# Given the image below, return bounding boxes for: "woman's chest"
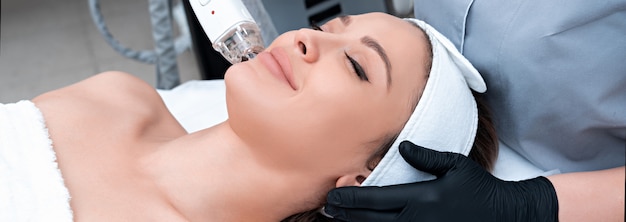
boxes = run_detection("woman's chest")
[34,100,187,221]
[48,120,163,220]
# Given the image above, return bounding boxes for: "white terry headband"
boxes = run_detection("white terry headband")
[362,18,487,186]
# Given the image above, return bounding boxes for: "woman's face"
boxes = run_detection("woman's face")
[225,12,430,183]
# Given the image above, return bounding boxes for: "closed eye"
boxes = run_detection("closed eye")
[345,52,369,82]
[311,22,323,31]
[311,22,368,82]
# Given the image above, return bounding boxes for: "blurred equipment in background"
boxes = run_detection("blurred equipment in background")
[89,0,191,89]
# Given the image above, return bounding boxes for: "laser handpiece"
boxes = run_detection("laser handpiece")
[189,0,265,64]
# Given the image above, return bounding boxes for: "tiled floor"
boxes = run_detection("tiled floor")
[0,0,200,103]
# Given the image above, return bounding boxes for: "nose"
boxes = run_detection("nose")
[293,28,321,63]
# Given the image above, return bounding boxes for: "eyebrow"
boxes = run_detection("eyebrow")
[339,15,392,88]
[362,36,392,88]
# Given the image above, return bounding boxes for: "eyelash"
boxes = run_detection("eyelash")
[310,23,323,31]
[345,52,369,82]
[310,23,369,82]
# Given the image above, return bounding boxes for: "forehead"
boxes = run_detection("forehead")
[345,13,430,90]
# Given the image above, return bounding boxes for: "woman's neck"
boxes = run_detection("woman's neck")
[141,121,327,221]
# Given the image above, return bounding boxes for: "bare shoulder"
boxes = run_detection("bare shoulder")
[66,71,162,106]
[33,71,165,117]
[31,71,181,143]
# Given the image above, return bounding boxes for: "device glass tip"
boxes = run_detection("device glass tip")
[212,21,265,64]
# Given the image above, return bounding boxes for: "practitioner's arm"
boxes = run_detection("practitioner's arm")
[549,166,625,222]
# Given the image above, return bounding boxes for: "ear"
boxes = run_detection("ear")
[335,171,372,187]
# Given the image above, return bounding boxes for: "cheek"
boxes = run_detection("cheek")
[294,88,381,150]
[294,63,393,144]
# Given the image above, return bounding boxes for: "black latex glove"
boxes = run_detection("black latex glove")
[324,141,559,222]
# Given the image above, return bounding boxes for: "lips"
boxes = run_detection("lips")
[258,48,297,90]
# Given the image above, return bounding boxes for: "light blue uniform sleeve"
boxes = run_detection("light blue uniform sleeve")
[414,0,626,173]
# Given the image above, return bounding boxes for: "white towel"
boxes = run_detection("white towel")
[158,80,229,133]
[0,100,73,222]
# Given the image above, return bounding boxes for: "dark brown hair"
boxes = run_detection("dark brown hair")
[469,91,499,171]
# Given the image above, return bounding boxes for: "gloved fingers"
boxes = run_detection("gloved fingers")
[325,185,412,210]
[399,140,462,177]
[324,205,399,222]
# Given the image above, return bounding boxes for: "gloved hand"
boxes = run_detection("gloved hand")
[324,141,559,222]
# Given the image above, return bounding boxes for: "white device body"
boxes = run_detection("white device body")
[189,0,264,64]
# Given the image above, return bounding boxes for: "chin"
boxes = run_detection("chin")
[223,62,247,83]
